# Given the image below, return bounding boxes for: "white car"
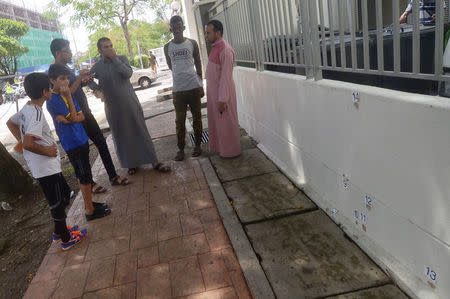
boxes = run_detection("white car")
[130,66,157,89]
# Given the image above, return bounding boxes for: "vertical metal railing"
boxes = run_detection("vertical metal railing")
[208,0,450,83]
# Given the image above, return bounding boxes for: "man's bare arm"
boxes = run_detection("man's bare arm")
[164,43,172,70]
[192,39,203,79]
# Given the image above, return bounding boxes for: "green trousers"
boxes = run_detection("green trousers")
[173,88,203,150]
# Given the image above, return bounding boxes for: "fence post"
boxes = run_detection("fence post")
[248,0,264,71]
[223,0,233,47]
[308,0,323,80]
[298,0,314,79]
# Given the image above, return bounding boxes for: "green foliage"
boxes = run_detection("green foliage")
[54,0,163,57]
[42,2,65,31]
[148,0,171,21]
[131,54,149,68]
[81,20,171,63]
[0,19,29,76]
[141,54,149,68]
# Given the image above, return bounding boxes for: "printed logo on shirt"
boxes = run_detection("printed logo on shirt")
[172,48,191,61]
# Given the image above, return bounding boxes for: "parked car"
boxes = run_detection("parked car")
[130,66,157,89]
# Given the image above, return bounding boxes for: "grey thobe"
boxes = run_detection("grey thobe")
[90,55,157,168]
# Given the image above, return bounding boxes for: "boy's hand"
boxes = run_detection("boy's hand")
[45,144,58,157]
[56,115,70,124]
[60,85,71,99]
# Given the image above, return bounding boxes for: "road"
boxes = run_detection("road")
[0,70,173,150]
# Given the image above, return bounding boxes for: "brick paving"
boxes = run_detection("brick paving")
[23,118,251,299]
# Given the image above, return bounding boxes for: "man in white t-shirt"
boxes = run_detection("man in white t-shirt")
[164,15,204,161]
[399,0,444,26]
[6,72,87,250]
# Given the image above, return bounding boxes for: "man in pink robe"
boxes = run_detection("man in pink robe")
[205,20,241,158]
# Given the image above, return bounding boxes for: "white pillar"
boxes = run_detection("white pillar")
[181,0,198,41]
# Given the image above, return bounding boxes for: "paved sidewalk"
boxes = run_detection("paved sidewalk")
[23,113,251,298]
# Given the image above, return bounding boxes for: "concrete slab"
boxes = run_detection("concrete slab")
[325,284,409,299]
[246,210,390,299]
[153,135,179,163]
[157,86,172,94]
[223,172,317,223]
[211,148,278,182]
[146,111,176,139]
[200,158,276,299]
[156,91,173,102]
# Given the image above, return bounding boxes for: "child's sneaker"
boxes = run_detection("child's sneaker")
[61,229,87,250]
[52,225,79,242]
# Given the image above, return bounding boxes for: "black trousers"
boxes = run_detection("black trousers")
[38,173,71,242]
[66,143,93,185]
[82,112,117,180]
[173,88,203,150]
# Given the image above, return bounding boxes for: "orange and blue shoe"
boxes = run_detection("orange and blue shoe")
[61,229,87,251]
[52,225,79,242]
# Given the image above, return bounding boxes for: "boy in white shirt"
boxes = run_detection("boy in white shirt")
[6,73,87,250]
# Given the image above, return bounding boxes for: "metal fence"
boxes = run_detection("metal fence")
[209,0,450,82]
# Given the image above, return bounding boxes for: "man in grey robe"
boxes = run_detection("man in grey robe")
[89,37,170,175]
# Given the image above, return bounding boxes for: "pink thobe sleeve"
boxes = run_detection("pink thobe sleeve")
[218,47,235,104]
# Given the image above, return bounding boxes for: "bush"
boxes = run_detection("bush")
[131,54,149,68]
[141,54,149,68]
[129,57,139,67]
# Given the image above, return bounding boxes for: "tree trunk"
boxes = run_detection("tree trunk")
[121,0,133,58]
[13,56,17,74]
[0,142,33,196]
[121,20,133,58]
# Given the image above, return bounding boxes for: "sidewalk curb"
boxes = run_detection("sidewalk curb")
[199,158,275,299]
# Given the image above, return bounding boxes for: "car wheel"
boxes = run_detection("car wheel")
[139,77,151,89]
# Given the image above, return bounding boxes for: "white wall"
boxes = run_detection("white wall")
[234,67,450,299]
[181,0,198,40]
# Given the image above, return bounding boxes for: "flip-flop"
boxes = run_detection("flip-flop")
[91,183,107,194]
[153,163,171,173]
[128,168,137,175]
[110,176,131,186]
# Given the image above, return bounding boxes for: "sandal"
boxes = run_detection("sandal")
[93,201,108,208]
[128,168,137,175]
[153,162,171,173]
[110,176,131,186]
[91,182,107,194]
[192,147,202,157]
[86,205,111,221]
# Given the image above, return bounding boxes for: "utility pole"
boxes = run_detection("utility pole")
[70,26,79,68]
[137,40,144,68]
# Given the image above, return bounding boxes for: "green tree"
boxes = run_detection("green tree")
[55,0,168,58]
[0,19,29,76]
[81,20,171,63]
[42,3,65,32]
[148,0,171,21]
